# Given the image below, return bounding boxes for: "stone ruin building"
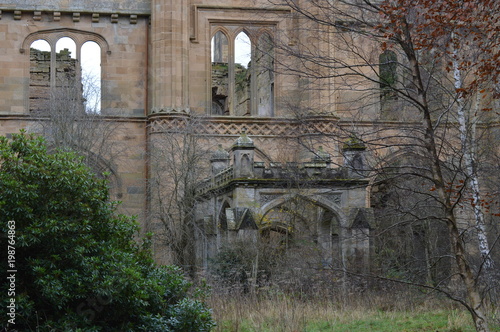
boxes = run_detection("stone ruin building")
[194,132,372,273]
[4,0,493,278]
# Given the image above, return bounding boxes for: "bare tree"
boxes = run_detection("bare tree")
[268,0,500,330]
[29,71,124,193]
[148,114,212,272]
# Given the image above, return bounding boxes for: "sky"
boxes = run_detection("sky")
[211,32,251,68]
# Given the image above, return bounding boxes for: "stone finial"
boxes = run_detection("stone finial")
[211,144,230,161]
[232,130,254,149]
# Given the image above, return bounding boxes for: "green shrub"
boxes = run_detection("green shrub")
[0,132,215,331]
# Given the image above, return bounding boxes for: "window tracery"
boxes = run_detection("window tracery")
[211,26,275,117]
[26,30,104,113]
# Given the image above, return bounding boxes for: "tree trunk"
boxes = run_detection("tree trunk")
[401,22,490,332]
[452,37,493,271]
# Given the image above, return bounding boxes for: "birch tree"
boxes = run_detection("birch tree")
[269,0,500,330]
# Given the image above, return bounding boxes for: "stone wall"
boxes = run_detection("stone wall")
[1,0,151,14]
[0,0,375,268]
[29,48,79,112]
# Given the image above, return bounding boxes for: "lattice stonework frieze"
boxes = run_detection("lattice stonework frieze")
[148,116,337,137]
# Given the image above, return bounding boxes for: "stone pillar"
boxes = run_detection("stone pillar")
[342,137,367,178]
[150,0,189,113]
[232,131,255,178]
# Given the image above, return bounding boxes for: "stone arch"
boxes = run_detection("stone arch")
[259,193,347,228]
[227,146,271,164]
[240,153,252,176]
[21,28,110,55]
[255,27,275,41]
[233,27,255,45]
[23,29,110,113]
[217,198,233,232]
[258,193,349,270]
[44,143,122,199]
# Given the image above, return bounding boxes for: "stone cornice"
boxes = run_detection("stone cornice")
[0,8,149,23]
[0,114,147,123]
[197,177,369,199]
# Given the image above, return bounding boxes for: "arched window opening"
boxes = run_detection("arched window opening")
[240,154,252,177]
[235,32,251,69]
[379,50,398,101]
[211,31,229,115]
[81,41,101,113]
[52,37,82,113]
[234,32,251,116]
[256,33,274,117]
[29,40,51,113]
[318,210,341,267]
[210,26,275,117]
[55,37,77,87]
[27,33,103,114]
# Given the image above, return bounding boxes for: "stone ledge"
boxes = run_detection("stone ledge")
[0,9,149,22]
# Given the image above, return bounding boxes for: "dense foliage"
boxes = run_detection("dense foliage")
[0,132,215,331]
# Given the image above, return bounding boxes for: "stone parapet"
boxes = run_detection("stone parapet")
[0,1,151,15]
[0,9,147,24]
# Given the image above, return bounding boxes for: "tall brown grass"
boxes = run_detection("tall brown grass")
[208,288,474,332]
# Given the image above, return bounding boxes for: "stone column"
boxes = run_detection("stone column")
[342,136,367,178]
[232,131,255,178]
[150,0,190,113]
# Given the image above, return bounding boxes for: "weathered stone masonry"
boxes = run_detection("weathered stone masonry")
[0,1,375,269]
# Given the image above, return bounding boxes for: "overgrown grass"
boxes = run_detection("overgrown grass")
[209,291,498,332]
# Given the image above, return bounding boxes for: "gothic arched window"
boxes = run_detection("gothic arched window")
[379,50,398,101]
[211,26,275,117]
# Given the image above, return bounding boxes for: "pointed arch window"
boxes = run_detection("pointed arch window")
[211,26,275,117]
[379,50,398,101]
[234,31,251,116]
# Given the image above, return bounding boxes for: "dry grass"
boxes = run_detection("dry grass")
[208,290,483,332]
